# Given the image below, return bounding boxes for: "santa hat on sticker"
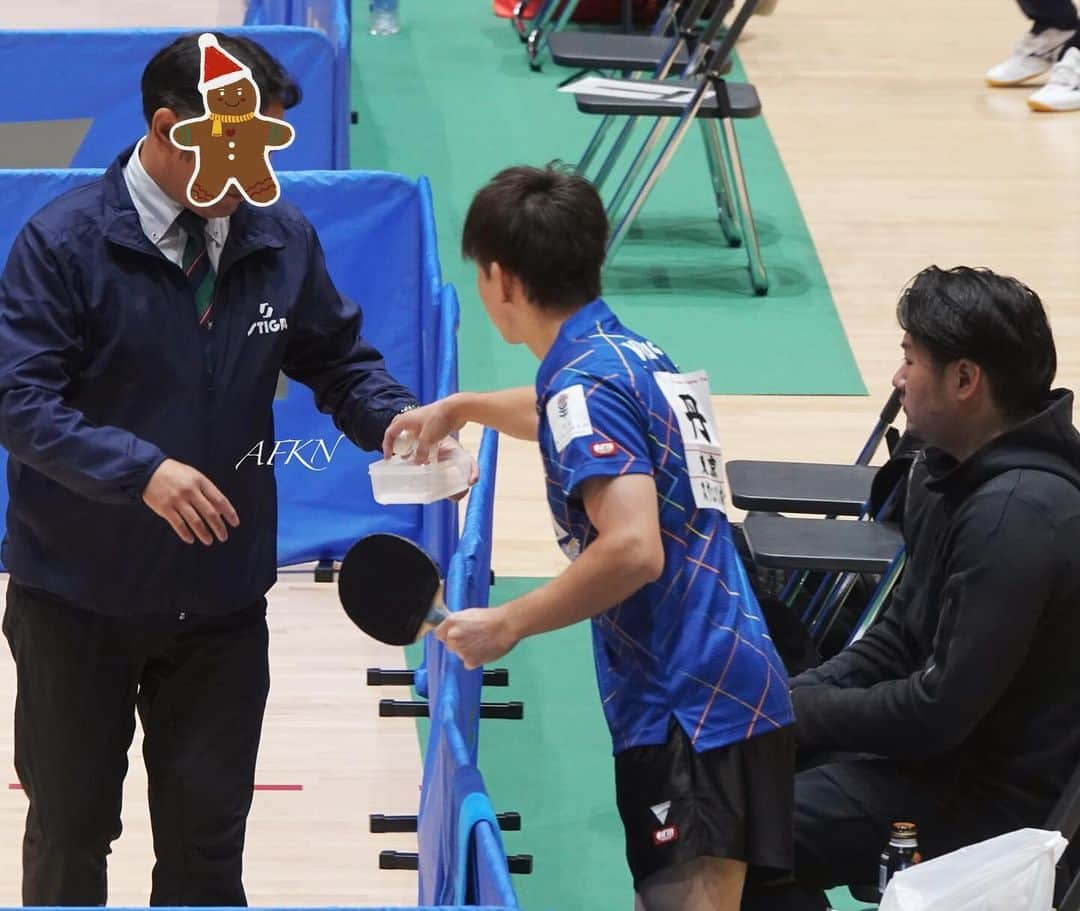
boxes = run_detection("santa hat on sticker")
[197,33,253,93]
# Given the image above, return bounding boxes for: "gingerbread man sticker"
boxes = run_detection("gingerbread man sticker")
[170,34,294,208]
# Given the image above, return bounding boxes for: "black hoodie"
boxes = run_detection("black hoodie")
[792,389,1080,827]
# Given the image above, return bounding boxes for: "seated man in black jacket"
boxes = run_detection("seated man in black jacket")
[742,265,1080,910]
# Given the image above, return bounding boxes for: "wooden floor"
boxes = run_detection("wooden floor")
[2,0,1080,904]
[1,1,245,28]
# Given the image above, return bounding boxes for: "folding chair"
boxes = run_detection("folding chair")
[560,0,730,207]
[548,0,716,77]
[568,0,769,293]
[726,389,903,519]
[728,387,907,647]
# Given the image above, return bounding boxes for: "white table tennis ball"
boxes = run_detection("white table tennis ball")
[393,430,416,458]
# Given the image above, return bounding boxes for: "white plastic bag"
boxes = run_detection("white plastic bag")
[878,828,1067,911]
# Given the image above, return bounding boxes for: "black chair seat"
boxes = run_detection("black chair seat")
[548,31,732,73]
[742,514,903,574]
[573,78,760,118]
[726,461,877,517]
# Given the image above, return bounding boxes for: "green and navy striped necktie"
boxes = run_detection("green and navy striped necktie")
[176,209,216,328]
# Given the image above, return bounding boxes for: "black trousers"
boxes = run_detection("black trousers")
[3,581,270,907]
[1019,0,1080,31]
[740,755,1029,911]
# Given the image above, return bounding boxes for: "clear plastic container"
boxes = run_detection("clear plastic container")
[369,442,471,505]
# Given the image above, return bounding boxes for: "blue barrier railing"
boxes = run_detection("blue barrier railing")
[244,0,351,168]
[417,428,518,908]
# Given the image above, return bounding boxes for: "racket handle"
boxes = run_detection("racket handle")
[424,602,449,627]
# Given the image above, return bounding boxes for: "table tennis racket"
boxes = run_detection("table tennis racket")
[338,533,448,645]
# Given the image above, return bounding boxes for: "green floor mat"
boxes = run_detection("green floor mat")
[350,8,864,395]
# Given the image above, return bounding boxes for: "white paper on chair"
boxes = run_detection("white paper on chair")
[558,76,714,105]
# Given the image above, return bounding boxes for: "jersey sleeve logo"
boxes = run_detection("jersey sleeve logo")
[546,384,593,453]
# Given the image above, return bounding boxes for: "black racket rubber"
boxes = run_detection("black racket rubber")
[338,533,442,646]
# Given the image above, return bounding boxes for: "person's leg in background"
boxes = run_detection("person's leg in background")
[1022,0,1080,109]
[986,0,1078,87]
[3,583,140,906]
[635,856,748,911]
[138,600,270,907]
[740,758,946,911]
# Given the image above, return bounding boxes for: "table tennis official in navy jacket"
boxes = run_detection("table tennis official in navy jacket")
[0,34,454,907]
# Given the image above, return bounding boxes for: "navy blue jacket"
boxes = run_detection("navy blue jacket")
[0,149,418,616]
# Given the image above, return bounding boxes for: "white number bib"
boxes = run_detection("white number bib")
[653,370,726,511]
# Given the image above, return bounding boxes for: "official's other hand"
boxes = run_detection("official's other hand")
[143,459,240,546]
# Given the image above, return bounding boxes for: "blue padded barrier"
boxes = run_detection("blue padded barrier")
[416,429,518,908]
[0,27,336,169]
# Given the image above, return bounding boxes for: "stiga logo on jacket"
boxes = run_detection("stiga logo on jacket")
[247,301,288,336]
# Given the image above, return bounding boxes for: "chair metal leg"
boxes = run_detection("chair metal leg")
[578,114,617,176]
[606,116,669,227]
[699,120,741,247]
[718,116,768,295]
[808,571,859,642]
[607,103,702,257]
[800,569,841,627]
[592,116,641,190]
[523,0,560,66]
[553,0,581,31]
[846,550,907,646]
[511,0,533,40]
[527,0,582,69]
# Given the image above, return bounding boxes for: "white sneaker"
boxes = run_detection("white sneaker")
[1029,46,1080,109]
[985,27,1075,86]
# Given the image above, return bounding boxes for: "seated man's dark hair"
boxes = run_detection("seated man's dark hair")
[898,265,1056,418]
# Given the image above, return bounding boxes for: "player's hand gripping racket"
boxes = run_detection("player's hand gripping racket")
[337,533,448,645]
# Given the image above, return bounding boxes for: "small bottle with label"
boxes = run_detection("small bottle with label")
[369,0,400,35]
[879,821,921,897]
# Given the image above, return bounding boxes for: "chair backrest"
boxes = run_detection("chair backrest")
[857,387,904,466]
[677,0,733,78]
[652,0,688,36]
[649,0,715,78]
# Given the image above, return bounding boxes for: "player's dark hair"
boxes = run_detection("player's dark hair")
[462,163,608,312]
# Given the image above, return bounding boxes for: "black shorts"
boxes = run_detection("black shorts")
[614,720,795,889]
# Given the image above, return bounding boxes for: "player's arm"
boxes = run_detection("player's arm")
[382,387,538,462]
[435,472,665,669]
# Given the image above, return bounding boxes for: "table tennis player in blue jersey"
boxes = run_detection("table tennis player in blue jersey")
[384,164,795,911]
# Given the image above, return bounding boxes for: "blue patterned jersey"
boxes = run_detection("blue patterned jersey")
[535,299,793,754]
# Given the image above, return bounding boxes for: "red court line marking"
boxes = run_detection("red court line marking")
[10,783,303,792]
